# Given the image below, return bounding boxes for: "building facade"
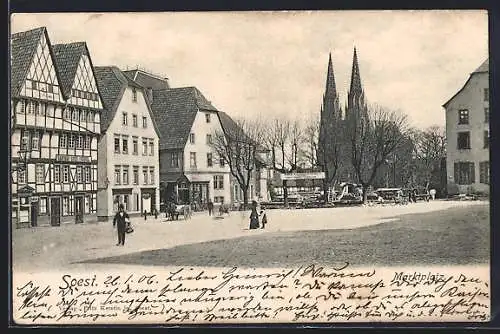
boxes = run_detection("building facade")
[10,27,103,228]
[443,58,490,195]
[94,66,161,220]
[148,86,231,208]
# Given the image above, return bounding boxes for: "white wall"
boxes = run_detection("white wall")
[183,110,231,203]
[445,72,489,194]
[98,85,160,218]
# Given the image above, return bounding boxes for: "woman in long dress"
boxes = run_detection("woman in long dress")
[249,201,259,229]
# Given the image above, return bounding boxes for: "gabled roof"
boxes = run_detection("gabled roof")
[123,69,170,90]
[150,87,219,150]
[52,41,106,107]
[217,110,245,140]
[94,66,161,135]
[443,58,489,108]
[52,42,86,97]
[10,27,62,97]
[217,111,268,152]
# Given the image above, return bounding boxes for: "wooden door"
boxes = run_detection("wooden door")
[50,198,61,226]
[30,201,38,227]
[75,196,84,224]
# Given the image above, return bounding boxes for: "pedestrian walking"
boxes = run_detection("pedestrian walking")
[208,201,214,216]
[260,210,268,229]
[143,210,147,221]
[153,208,158,219]
[113,204,130,246]
[429,188,436,200]
[249,201,259,229]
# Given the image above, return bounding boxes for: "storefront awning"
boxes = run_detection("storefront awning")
[185,173,212,183]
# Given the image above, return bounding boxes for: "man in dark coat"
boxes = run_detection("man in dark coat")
[208,201,214,216]
[113,204,130,246]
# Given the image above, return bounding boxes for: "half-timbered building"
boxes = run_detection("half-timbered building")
[10,27,103,228]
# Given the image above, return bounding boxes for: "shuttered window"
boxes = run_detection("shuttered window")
[479,161,490,184]
[454,162,475,185]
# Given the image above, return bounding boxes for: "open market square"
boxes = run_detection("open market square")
[12,200,489,272]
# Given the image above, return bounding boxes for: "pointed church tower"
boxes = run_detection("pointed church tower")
[346,47,368,122]
[318,52,341,170]
[322,52,341,121]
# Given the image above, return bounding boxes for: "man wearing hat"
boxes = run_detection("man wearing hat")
[113,204,130,246]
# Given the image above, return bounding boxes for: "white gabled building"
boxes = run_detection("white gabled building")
[149,87,232,207]
[94,66,161,220]
[443,58,490,195]
[10,27,103,228]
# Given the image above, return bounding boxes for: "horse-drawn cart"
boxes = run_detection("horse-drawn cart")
[164,203,192,221]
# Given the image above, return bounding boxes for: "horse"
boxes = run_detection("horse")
[218,204,230,216]
[165,202,179,221]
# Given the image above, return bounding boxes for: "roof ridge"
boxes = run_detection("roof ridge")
[11,26,45,39]
[11,27,47,97]
[53,41,87,48]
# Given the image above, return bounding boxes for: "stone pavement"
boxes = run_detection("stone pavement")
[12,200,488,271]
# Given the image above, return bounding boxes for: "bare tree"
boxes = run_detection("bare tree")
[262,117,310,206]
[301,116,320,168]
[286,120,304,171]
[274,118,292,173]
[211,118,264,209]
[412,125,446,189]
[348,105,410,202]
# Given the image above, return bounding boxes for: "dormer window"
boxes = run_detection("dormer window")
[132,87,137,102]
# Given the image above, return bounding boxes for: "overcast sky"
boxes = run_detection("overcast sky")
[11,11,488,129]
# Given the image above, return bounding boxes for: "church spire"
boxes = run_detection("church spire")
[347,46,367,122]
[325,52,337,95]
[349,47,362,95]
[321,52,340,119]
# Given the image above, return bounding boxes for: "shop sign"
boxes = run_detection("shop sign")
[55,154,92,163]
[281,172,325,180]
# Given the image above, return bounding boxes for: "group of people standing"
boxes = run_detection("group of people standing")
[249,200,267,230]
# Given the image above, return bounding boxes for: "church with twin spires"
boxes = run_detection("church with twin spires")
[317,47,370,186]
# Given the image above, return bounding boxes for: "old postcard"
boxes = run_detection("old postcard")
[9,11,490,325]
